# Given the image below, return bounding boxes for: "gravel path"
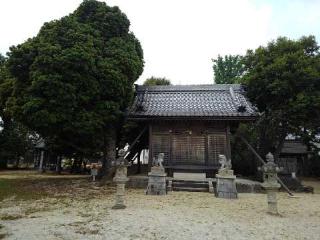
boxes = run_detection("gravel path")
[1,188,320,240]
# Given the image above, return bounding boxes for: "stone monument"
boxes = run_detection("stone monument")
[112,149,129,209]
[146,153,167,195]
[258,152,281,215]
[90,163,98,182]
[215,154,237,199]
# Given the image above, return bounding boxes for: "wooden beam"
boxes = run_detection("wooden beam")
[124,126,147,157]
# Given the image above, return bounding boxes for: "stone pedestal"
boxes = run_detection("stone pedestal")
[91,168,98,182]
[146,166,167,195]
[215,169,238,199]
[262,182,281,215]
[112,165,129,209]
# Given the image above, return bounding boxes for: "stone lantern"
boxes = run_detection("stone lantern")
[258,152,282,215]
[112,149,129,209]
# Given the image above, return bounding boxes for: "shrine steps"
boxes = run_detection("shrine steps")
[127,175,263,193]
[172,179,209,192]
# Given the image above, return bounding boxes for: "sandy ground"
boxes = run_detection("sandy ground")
[0,172,320,240]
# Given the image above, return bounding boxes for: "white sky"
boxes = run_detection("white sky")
[0,0,319,85]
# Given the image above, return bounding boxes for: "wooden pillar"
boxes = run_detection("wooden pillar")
[226,124,232,161]
[205,131,209,166]
[205,131,210,177]
[168,129,173,177]
[148,124,153,172]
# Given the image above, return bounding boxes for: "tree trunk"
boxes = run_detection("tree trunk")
[101,128,116,178]
[56,156,62,174]
[274,132,287,162]
[71,156,82,173]
[0,158,8,169]
[38,150,45,173]
[14,156,20,169]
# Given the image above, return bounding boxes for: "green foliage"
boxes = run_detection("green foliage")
[5,0,144,159]
[212,55,244,84]
[231,123,259,176]
[0,120,34,168]
[309,153,320,176]
[143,77,171,86]
[0,54,29,168]
[242,36,320,158]
[0,54,11,117]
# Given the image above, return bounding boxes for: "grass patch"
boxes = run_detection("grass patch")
[0,214,24,221]
[0,179,49,201]
[0,172,112,203]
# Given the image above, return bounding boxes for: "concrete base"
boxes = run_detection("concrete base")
[215,174,238,199]
[146,167,167,195]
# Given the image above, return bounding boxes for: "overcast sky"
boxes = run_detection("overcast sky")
[1,0,319,85]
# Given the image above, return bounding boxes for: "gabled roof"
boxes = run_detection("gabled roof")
[128,84,258,120]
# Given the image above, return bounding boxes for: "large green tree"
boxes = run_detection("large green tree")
[6,0,144,173]
[242,36,320,159]
[212,55,244,84]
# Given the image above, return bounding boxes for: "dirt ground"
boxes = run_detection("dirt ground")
[0,171,319,240]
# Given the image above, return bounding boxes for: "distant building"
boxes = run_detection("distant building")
[279,138,319,177]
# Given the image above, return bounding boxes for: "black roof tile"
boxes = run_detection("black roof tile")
[128,84,258,120]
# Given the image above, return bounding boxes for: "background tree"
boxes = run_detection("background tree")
[212,55,244,84]
[0,54,35,169]
[5,0,144,174]
[242,36,320,160]
[0,54,10,168]
[143,77,171,86]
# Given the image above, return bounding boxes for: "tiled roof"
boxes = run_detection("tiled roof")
[128,84,258,120]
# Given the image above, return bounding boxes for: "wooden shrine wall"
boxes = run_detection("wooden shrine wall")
[150,121,229,168]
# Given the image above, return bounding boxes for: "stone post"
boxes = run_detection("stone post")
[90,163,98,182]
[258,152,281,215]
[112,149,129,210]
